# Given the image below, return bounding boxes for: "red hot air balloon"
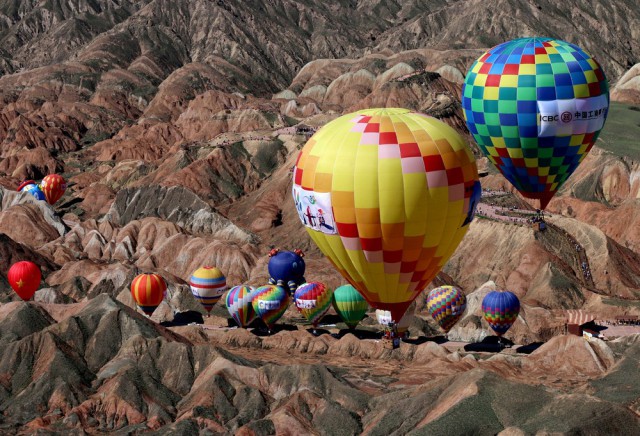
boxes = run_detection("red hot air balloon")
[40,174,67,205]
[8,261,41,301]
[131,273,167,316]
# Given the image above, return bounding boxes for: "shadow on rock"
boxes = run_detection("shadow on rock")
[464,336,514,353]
[516,341,544,354]
[160,310,204,327]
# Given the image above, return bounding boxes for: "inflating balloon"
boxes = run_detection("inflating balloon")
[8,261,41,300]
[426,285,467,332]
[22,184,46,201]
[226,285,256,327]
[251,285,290,330]
[189,266,227,315]
[462,37,609,209]
[482,290,520,336]
[40,174,67,205]
[267,248,306,294]
[292,108,480,325]
[332,284,369,329]
[293,282,333,329]
[375,309,412,335]
[131,273,167,316]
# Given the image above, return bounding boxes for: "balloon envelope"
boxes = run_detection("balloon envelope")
[482,290,520,336]
[131,273,167,316]
[22,184,46,201]
[462,37,609,209]
[189,266,227,313]
[268,250,305,292]
[294,282,333,328]
[292,108,479,322]
[375,309,412,334]
[226,285,256,327]
[426,285,467,332]
[332,284,369,329]
[8,261,41,300]
[40,174,67,205]
[252,285,290,329]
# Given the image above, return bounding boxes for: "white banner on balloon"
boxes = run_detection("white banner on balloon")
[296,299,317,309]
[538,94,608,137]
[292,186,337,235]
[257,300,281,310]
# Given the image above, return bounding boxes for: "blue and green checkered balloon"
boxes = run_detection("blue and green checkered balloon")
[462,38,609,209]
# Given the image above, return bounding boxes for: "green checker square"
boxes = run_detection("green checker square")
[501,126,520,138]
[560,52,576,62]
[536,64,553,75]
[505,137,521,148]
[549,54,564,64]
[518,75,536,87]
[476,124,490,137]
[499,87,518,100]
[498,99,518,113]
[551,157,564,166]
[559,165,570,173]
[471,99,484,111]
[521,137,538,149]
[463,85,474,97]
[484,113,501,126]
[536,74,555,88]
[551,62,569,74]
[538,148,554,158]
[523,147,538,158]
[517,87,537,100]
[487,124,503,137]
[483,100,499,113]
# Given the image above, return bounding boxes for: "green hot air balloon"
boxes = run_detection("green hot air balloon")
[332,284,369,329]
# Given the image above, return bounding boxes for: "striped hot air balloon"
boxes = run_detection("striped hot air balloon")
[189,266,227,314]
[292,108,480,326]
[426,285,467,332]
[332,284,368,329]
[482,290,520,336]
[251,285,290,330]
[130,273,167,316]
[294,282,333,329]
[40,174,67,205]
[8,261,41,301]
[226,285,256,327]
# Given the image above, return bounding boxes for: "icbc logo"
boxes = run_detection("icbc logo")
[561,111,573,123]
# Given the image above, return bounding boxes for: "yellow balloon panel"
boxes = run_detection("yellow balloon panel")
[292,108,479,321]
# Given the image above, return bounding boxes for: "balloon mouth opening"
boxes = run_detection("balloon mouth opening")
[520,191,555,210]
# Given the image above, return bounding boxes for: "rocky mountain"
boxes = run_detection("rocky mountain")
[0,0,639,433]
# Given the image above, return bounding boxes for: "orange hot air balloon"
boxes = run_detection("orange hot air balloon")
[8,261,41,301]
[40,174,67,205]
[130,273,167,316]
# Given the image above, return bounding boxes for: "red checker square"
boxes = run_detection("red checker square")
[521,55,535,64]
[399,143,421,158]
[359,116,372,123]
[360,237,382,251]
[446,167,464,185]
[423,154,446,171]
[400,260,418,274]
[479,63,492,74]
[527,167,537,176]
[485,74,501,87]
[496,147,511,158]
[294,169,303,185]
[379,131,398,145]
[588,82,601,95]
[583,132,595,144]
[480,53,490,62]
[542,41,552,47]
[383,250,403,263]
[539,176,547,184]
[503,64,520,75]
[411,269,425,282]
[512,157,525,167]
[492,156,503,165]
[535,47,547,54]
[336,222,359,238]
[595,68,605,81]
[364,123,380,133]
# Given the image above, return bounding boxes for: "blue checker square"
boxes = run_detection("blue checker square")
[567,61,582,73]
[537,87,556,100]
[507,54,522,64]
[570,72,587,84]
[556,86,575,99]
[538,136,556,148]
[489,63,505,74]
[518,113,538,127]
[517,100,537,113]
[519,125,538,138]
[499,113,518,126]
[473,111,486,124]
[554,136,572,148]
[555,73,572,86]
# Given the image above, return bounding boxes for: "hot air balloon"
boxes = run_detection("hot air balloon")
[375,308,413,338]
[22,183,47,201]
[267,248,306,294]
[226,285,256,327]
[482,290,520,337]
[293,282,333,332]
[462,37,609,210]
[40,174,67,205]
[131,273,167,316]
[251,285,290,332]
[292,108,480,337]
[8,261,41,301]
[426,285,467,333]
[189,266,227,315]
[332,284,369,329]
[17,180,36,192]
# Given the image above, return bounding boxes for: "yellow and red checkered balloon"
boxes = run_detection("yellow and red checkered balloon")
[292,108,480,322]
